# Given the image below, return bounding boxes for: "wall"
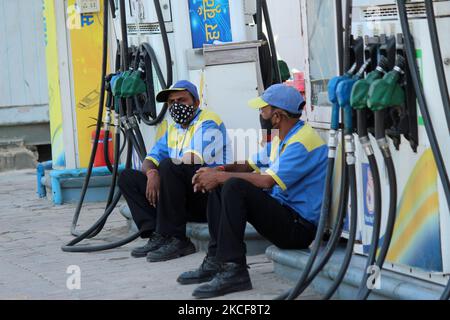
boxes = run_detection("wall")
[0,0,50,146]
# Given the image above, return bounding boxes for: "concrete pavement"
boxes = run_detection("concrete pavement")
[0,169,321,300]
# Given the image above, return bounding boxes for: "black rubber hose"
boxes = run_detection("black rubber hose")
[134,126,147,157]
[63,110,125,248]
[103,127,114,173]
[355,152,382,297]
[262,0,281,84]
[442,278,450,301]
[255,1,272,89]
[277,157,335,300]
[424,0,450,134]
[70,0,109,237]
[108,0,116,18]
[61,232,141,253]
[129,114,147,158]
[86,122,122,239]
[118,0,135,122]
[397,0,450,300]
[119,0,130,70]
[154,0,173,88]
[357,109,368,137]
[141,42,167,89]
[103,79,115,173]
[256,0,263,40]
[62,121,136,251]
[358,150,397,300]
[281,154,349,298]
[276,132,349,300]
[358,111,397,300]
[276,0,352,299]
[335,0,344,75]
[343,0,353,72]
[132,1,172,126]
[103,98,114,173]
[323,162,358,300]
[62,1,137,252]
[134,43,169,126]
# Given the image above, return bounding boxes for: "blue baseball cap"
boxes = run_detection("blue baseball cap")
[248,84,305,115]
[156,80,200,103]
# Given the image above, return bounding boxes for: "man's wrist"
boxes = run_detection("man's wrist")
[146,169,159,177]
[217,171,228,184]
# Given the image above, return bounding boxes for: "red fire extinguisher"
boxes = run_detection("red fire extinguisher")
[91,129,114,167]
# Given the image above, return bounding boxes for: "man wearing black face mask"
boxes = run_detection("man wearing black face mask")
[178,84,328,298]
[119,80,230,262]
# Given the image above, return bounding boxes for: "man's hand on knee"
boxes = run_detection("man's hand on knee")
[146,169,160,208]
[192,169,224,193]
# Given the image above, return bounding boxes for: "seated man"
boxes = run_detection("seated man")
[177,84,328,298]
[118,80,229,262]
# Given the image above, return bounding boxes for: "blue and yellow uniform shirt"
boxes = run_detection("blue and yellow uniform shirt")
[146,109,230,167]
[249,121,328,226]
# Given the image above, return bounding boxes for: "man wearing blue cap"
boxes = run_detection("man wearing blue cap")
[177,84,328,298]
[119,80,229,262]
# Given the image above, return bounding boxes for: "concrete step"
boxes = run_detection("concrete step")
[120,205,272,256]
[0,140,37,172]
[266,245,446,300]
[186,223,272,256]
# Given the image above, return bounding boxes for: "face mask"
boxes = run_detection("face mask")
[260,112,280,131]
[170,102,196,125]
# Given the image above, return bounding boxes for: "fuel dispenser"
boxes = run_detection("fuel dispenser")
[61,0,284,253]
[296,0,450,300]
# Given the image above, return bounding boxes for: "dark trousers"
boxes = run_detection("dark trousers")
[207,178,317,265]
[118,159,208,239]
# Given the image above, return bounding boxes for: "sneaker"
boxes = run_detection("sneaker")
[131,233,167,258]
[146,237,196,262]
[192,263,252,299]
[177,256,222,285]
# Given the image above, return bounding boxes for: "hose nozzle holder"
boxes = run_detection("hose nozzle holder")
[355,59,372,79]
[360,136,375,156]
[344,134,356,154]
[377,138,392,158]
[328,130,338,159]
[394,55,406,73]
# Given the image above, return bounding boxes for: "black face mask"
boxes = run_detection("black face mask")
[170,102,196,125]
[260,112,279,131]
[260,114,273,131]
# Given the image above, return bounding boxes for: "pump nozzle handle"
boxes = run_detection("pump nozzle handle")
[377,56,390,73]
[394,55,406,73]
[355,59,372,79]
[346,63,358,76]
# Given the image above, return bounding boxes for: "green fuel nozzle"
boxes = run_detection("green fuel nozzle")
[351,56,390,110]
[368,55,406,112]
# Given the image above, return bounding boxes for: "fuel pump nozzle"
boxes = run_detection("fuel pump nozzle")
[326,63,358,160]
[336,61,371,135]
[356,55,405,300]
[368,55,406,146]
[328,63,358,131]
[321,60,370,299]
[351,56,389,139]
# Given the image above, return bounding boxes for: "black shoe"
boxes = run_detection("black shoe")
[177,256,222,285]
[131,233,167,258]
[192,263,252,299]
[146,237,196,262]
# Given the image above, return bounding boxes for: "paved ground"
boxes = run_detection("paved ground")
[0,169,321,300]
